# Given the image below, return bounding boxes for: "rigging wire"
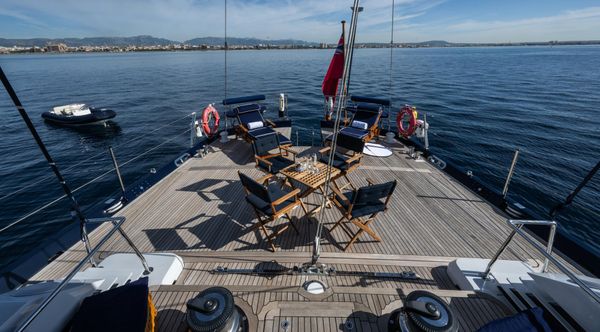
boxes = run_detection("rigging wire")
[0,128,192,234]
[0,112,195,204]
[312,0,361,265]
[389,0,395,129]
[224,0,228,101]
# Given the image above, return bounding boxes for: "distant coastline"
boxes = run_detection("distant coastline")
[1,35,599,55]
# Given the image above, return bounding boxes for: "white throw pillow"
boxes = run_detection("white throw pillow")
[247,121,264,130]
[351,120,368,130]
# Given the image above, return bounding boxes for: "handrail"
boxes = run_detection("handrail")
[16,216,150,332]
[484,219,600,306]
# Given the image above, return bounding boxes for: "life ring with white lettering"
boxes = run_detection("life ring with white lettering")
[201,104,220,137]
[397,105,418,137]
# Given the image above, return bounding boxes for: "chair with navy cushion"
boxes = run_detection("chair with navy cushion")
[252,132,297,175]
[238,171,305,251]
[330,179,396,251]
[234,104,291,145]
[319,133,365,190]
[339,103,383,142]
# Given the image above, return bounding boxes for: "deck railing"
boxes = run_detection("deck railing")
[485,219,600,306]
[15,216,150,332]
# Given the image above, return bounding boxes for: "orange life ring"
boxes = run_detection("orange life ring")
[397,105,418,138]
[201,104,220,137]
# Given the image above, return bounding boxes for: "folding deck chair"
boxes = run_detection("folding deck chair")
[319,133,365,190]
[329,179,397,251]
[339,103,383,142]
[223,94,291,145]
[238,172,304,251]
[252,132,297,175]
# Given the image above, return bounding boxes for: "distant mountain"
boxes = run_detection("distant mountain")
[0,35,318,48]
[0,35,178,47]
[184,36,317,46]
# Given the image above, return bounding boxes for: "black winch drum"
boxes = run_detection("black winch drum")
[388,290,458,332]
[186,286,247,332]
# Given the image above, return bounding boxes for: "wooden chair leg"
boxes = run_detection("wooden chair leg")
[351,217,382,242]
[330,215,346,232]
[258,221,276,252]
[344,229,363,251]
[285,212,299,234]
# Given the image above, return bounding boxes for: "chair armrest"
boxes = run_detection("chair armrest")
[238,125,249,133]
[280,146,298,155]
[345,153,363,164]
[255,155,273,166]
[265,119,276,127]
[366,178,375,186]
[257,173,276,185]
[330,185,350,205]
[271,188,301,206]
[319,147,331,155]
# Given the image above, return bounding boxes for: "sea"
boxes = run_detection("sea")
[0,46,599,274]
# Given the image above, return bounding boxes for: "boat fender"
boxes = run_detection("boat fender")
[428,155,447,170]
[397,105,418,137]
[194,120,203,137]
[174,153,191,167]
[201,104,220,137]
[104,197,124,214]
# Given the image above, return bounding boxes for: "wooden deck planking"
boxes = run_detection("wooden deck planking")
[29,132,569,330]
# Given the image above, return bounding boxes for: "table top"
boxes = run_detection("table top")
[281,161,340,190]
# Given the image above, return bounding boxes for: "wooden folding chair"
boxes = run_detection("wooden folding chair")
[319,133,365,190]
[238,171,306,251]
[329,179,397,251]
[252,132,297,175]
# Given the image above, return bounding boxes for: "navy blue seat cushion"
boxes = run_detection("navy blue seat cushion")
[257,156,294,174]
[248,126,274,139]
[70,277,150,332]
[246,183,295,216]
[335,190,386,218]
[238,109,264,127]
[477,307,552,332]
[339,126,369,139]
[319,152,359,171]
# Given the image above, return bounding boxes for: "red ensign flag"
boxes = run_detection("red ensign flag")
[321,34,345,97]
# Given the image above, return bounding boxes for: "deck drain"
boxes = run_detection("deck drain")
[303,280,326,295]
[280,319,290,331]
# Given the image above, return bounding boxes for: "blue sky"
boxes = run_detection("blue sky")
[1,0,599,43]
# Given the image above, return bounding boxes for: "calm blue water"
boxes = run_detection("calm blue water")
[0,47,599,272]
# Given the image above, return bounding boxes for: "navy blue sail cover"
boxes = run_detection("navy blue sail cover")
[222,94,266,105]
[350,95,391,106]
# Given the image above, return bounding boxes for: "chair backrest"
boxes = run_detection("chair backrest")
[336,133,365,154]
[351,105,382,128]
[237,107,265,127]
[238,172,272,203]
[252,132,281,157]
[352,180,397,206]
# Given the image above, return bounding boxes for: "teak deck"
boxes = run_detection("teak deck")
[31,128,559,330]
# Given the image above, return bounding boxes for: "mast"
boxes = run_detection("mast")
[311,0,362,266]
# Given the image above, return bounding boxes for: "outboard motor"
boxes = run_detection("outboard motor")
[388,290,457,332]
[186,287,248,332]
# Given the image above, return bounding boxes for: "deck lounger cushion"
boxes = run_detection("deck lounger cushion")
[247,121,264,130]
[477,307,551,332]
[351,120,368,130]
[339,127,369,140]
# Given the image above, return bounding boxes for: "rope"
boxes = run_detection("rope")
[0,112,194,204]
[0,128,192,234]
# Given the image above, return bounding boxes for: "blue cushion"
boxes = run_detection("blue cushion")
[319,152,359,172]
[246,183,296,216]
[257,156,294,174]
[340,127,369,139]
[248,126,275,139]
[335,190,386,218]
[477,307,552,332]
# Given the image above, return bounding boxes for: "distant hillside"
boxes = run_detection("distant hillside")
[0,35,318,48]
[184,36,317,46]
[0,35,178,47]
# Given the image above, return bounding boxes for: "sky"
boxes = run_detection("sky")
[1,0,600,43]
